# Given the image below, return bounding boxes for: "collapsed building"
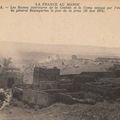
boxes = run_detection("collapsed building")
[0,57,120,108]
[0,66,23,109]
[20,67,61,107]
[7,65,120,107]
[17,66,97,107]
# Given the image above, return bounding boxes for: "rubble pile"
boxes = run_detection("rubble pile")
[0,89,12,110]
[37,102,120,120]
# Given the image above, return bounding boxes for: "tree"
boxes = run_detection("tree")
[2,57,12,68]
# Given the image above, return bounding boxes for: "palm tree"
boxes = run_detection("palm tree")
[2,57,12,68]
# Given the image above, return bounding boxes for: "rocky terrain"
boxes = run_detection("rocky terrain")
[1,102,120,120]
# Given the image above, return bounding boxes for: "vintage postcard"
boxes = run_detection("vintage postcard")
[0,0,120,120]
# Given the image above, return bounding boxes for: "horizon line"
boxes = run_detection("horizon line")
[0,40,120,49]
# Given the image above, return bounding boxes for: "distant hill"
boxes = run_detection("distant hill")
[0,41,120,65]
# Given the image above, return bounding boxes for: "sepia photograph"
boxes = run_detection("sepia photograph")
[0,0,120,120]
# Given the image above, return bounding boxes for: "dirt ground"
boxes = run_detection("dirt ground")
[1,102,120,120]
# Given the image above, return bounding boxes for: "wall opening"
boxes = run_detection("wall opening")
[7,78,14,88]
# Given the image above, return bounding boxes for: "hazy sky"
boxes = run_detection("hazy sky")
[0,0,120,48]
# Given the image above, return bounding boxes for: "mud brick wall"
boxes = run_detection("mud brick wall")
[80,72,117,78]
[38,81,58,90]
[33,67,60,86]
[79,83,120,100]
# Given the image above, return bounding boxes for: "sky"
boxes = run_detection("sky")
[0,0,120,48]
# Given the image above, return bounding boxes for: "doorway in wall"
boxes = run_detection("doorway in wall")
[7,78,14,88]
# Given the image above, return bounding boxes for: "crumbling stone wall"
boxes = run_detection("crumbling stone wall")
[33,67,60,86]
[22,88,56,107]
